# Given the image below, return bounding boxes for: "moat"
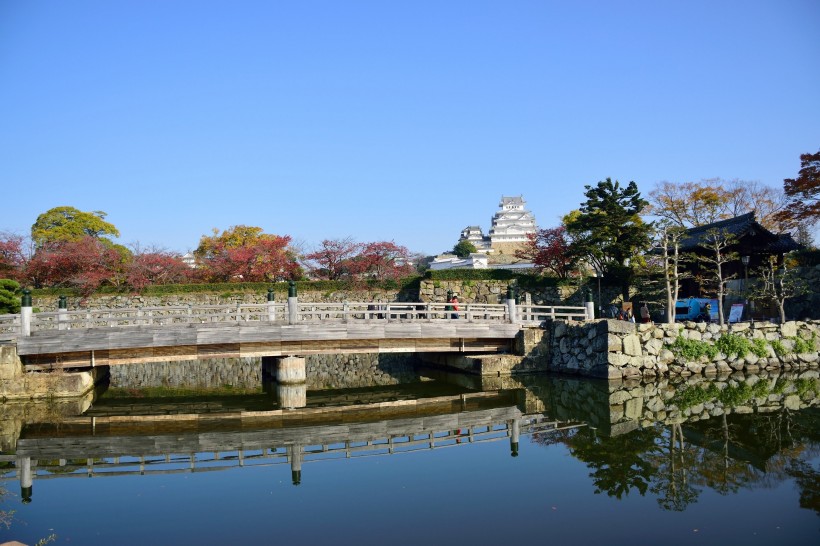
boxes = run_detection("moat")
[1,356,818,545]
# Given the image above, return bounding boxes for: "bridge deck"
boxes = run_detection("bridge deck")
[16,321,523,367]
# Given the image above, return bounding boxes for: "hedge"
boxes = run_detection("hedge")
[30,277,423,298]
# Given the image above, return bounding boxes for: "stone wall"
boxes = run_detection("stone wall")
[32,287,415,312]
[547,319,820,380]
[306,353,420,389]
[105,354,422,391]
[418,279,623,307]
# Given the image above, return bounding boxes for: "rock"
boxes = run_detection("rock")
[623,334,643,356]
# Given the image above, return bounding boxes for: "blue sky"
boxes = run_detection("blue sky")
[1,0,818,256]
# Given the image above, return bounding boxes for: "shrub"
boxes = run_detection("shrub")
[668,336,718,360]
[0,279,21,314]
[750,338,769,358]
[792,334,817,354]
[715,333,752,359]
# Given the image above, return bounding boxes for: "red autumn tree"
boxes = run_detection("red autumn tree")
[195,226,299,282]
[0,232,27,282]
[777,149,820,228]
[125,248,193,291]
[515,226,577,278]
[303,238,363,280]
[25,236,122,296]
[356,241,414,281]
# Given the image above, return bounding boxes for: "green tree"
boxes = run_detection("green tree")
[452,240,477,258]
[0,279,21,314]
[31,206,120,247]
[564,178,653,298]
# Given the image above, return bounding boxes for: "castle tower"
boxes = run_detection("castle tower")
[487,196,536,254]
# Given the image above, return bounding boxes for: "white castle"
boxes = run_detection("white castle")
[460,195,537,253]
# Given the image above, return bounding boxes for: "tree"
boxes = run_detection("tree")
[648,179,789,232]
[194,226,299,282]
[564,178,653,297]
[514,226,576,278]
[125,247,193,292]
[0,232,27,282]
[776,150,820,228]
[356,241,414,281]
[751,255,807,323]
[0,279,21,314]
[25,236,123,296]
[654,224,690,324]
[31,206,120,247]
[696,229,738,326]
[303,238,363,280]
[452,240,477,258]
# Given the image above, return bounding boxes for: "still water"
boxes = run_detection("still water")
[1,357,818,545]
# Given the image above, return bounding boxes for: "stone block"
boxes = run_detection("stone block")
[622,334,643,356]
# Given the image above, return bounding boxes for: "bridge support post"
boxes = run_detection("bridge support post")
[274,356,306,384]
[506,286,517,324]
[277,383,307,409]
[288,281,298,325]
[58,295,68,330]
[21,289,32,337]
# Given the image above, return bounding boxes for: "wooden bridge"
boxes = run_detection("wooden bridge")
[2,301,590,370]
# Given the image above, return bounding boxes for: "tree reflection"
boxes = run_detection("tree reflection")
[534,408,820,514]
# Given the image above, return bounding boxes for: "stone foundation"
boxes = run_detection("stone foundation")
[546,319,820,380]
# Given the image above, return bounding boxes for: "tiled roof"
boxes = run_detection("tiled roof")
[680,211,800,253]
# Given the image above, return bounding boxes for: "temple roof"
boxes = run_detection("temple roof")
[679,212,800,254]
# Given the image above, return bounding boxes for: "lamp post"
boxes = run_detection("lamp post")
[594,266,602,318]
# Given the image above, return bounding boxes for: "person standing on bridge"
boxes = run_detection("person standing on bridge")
[450,294,459,319]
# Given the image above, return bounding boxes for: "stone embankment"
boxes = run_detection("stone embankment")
[548,319,820,380]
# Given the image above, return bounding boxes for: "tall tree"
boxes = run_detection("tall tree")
[564,178,652,297]
[31,206,120,247]
[654,224,689,324]
[776,150,820,228]
[696,229,738,326]
[515,226,576,278]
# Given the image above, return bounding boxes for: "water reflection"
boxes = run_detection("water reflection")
[1,359,819,521]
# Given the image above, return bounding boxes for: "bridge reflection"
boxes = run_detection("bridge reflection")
[2,384,584,502]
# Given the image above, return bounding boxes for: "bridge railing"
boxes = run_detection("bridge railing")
[0,313,20,341]
[6,301,590,334]
[518,304,589,324]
